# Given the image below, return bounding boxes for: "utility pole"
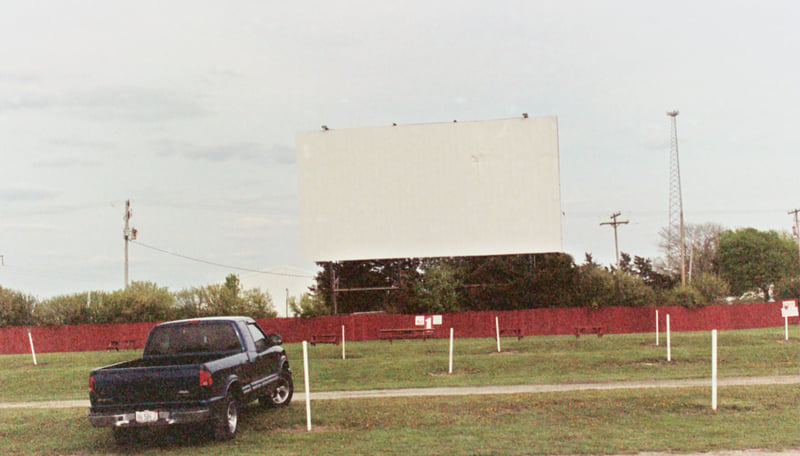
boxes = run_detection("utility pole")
[330,262,338,315]
[123,199,137,288]
[790,208,800,298]
[600,212,629,268]
[667,110,687,288]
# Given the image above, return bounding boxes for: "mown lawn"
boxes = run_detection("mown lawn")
[1,327,797,401]
[1,385,796,455]
[0,327,797,455]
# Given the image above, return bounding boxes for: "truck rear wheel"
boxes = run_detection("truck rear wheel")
[213,394,239,441]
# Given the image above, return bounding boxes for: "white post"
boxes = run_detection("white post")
[27,329,37,366]
[495,316,501,353]
[655,310,660,346]
[666,314,671,362]
[711,329,718,411]
[448,328,454,374]
[302,341,312,431]
[342,325,346,360]
[785,316,789,341]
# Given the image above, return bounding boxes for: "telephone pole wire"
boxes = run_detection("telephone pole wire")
[600,211,629,268]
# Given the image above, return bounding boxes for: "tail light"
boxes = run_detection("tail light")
[199,369,213,387]
[89,375,95,393]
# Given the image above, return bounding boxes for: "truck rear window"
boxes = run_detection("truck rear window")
[144,322,243,356]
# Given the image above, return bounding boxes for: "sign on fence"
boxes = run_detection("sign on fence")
[415,315,443,329]
[781,300,798,318]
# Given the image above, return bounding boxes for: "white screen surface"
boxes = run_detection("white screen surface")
[296,116,562,262]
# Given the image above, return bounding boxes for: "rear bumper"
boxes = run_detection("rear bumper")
[88,406,214,428]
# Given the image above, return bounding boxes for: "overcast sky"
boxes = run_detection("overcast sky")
[1,1,798,305]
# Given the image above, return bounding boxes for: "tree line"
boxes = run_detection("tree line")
[292,225,799,317]
[0,274,277,327]
[2,225,798,325]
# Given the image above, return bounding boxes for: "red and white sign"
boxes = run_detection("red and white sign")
[781,300,798,318]
[415,315,443,329]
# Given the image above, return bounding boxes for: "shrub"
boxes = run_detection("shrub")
[614,271,657,307]
[668,285,706,309]
[691,273,731,305]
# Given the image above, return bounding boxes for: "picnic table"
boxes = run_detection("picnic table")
[106,339,136,350]
[499,328,523,340]
[379,328,434,343]
[574,326,604,338]
[310,334,338,346]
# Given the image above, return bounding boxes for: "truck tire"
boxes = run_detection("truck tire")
[261,369,293,408]
[213,394,239,441]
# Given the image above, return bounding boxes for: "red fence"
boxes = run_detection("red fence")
[0,301,793,355]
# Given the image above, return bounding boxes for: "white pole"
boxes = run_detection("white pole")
[711,329,718,411]
[27,329,37,366]
[302,341,311,431]
[342,325,346,360]
[655,310,660,346]
[448,328,454,374]
[666,314,671,362]
[495,316,501,353]
[785,316,789,341]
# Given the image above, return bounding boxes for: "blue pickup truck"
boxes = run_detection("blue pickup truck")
[88,316,293,443]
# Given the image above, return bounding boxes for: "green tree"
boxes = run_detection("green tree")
[575,261,615,309]
[576,258,655,309]
[691,272,730,305]
[408,260,461,314]
[455,253,578,310]
[98,282,175,323]
[176,275,277,319]
[313,259,423,314]
[613,270,657,307]
[667,285,705,309]
[717,228,799,298]
[36,292,95,325]
[775,276,799,301]
[238,288,278,318]
[173,288,206,319]
[630,255,675,290]
[0,286,36,327]
[289,292,330,318]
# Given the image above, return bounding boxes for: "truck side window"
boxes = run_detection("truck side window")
[247,323,268,352]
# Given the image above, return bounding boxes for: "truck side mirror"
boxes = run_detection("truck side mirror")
[267,334,283,346]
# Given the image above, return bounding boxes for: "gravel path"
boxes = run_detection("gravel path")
[2,374,798,408]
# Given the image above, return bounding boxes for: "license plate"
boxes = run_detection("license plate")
[135,410,158,424]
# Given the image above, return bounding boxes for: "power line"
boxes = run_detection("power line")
[131,240,315,278]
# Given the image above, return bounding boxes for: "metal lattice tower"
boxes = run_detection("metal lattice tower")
[667,110,686,287]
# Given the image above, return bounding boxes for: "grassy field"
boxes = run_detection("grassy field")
[2,327,795,402]
[1,385,797,455]
[0,327,797,455]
